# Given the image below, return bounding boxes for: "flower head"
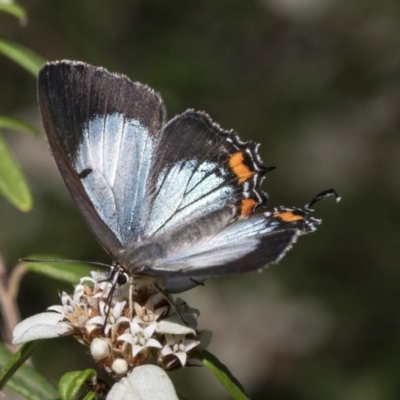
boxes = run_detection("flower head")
[159,334,200,369]
[12,270,211,378]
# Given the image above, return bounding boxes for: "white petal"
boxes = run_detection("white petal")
[73,288,84,303]
[129,320,142,334]
[81,275,95,283]
[98,301,108,316]
[87,316,105,326]
[115,316,130,325]
[160,344,173,357]
[90,271,108,281]
[12,312,72,344]
[106,365,178,400]
[117,333,135,345]
[145,338,162,349]
[175,352,187,366]
[143,322,158,338]
[112,301,126,317]
[156,316,196,336]
[133,302,143,316]
[183,339,200,352]
[60,292,73,304]
[132,344,145,357]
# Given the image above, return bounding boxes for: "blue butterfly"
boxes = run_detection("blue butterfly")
[38,60,337,292]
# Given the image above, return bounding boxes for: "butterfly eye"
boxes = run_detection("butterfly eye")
[117,272,129,286]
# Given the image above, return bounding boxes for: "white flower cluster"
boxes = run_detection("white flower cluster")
[13,271,211,377]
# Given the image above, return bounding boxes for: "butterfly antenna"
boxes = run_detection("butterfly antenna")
[19,258,113,269]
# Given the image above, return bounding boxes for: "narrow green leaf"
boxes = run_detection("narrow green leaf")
[0,37,44,76]
[0,341,42,389]
[81,392,96,400]
[22,256,97,283]
[59,370,97,400]
[0,3,27,22]
[200,350,250,400]
[0,341,58,400]
[0,116,40,136]
[0,132,32,211]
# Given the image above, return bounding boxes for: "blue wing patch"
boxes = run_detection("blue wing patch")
[77,114,155,244]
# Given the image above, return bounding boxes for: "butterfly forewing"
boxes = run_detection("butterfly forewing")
[38,61,165,257]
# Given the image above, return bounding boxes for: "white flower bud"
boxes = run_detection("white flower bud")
[112,358,129,375]
[90,338,110,360]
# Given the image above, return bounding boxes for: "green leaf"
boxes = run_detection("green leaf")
[81,392,96,400]
[0,341,58,400]
[0,341,42,389]
[59,369,97,400]
[0,132,32,211]
[0,2,27,22]
[22,256,97,283]
[0,37,44,76]
[0,116,40,136]
[200,350,250,400]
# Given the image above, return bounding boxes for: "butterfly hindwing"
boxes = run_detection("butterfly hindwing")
[141,110,270,237]
[125,206,320,283]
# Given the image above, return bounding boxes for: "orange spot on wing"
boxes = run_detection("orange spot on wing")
[229,151,255,184]
[274,211,304,222]
[241,198,258,216]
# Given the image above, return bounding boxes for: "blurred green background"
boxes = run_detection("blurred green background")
[1,1,400,399]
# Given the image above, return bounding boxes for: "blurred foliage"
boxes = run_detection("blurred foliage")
[0,1,26,22]
[0,128,32,211]
[0,0,399,399]
[0,0,43,211]
[0,340,58,400]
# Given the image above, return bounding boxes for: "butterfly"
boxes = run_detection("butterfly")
[38,60,338,293]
